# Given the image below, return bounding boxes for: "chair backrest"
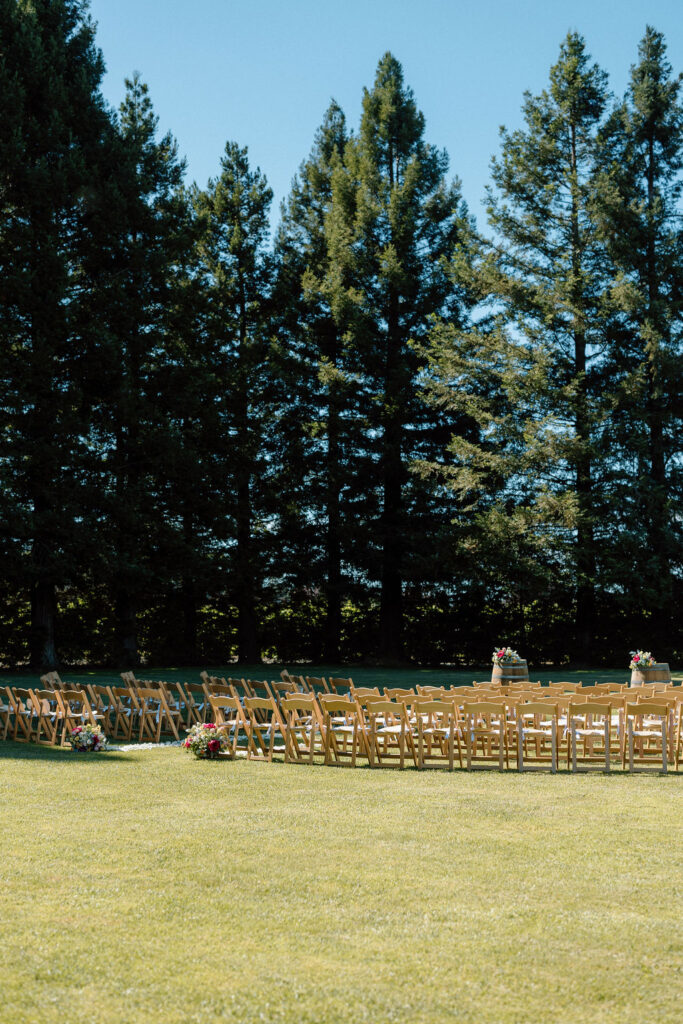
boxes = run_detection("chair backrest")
[384,687,416,700]
[280,694,318,712]
[351,687,380,698]
[243,696,275,712]
[327,676,353,694]
[365,699,407,719]
[304,676,330,695]
[569,702,611,720]
[626,701,670,718]
[463,701,507,716]
[31,688,60,711]
[319,696,357,715]
[518,701,559,717]
[418,699,458,717]
[136,687,165,702]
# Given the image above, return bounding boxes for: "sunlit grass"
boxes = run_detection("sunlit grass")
[1,741,681,1023]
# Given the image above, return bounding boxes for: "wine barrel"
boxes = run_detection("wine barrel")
[492,660,529,685]
[630,662,670,687]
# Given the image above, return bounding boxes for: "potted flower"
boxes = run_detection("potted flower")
[69,723,108,752]
[629,651,670,687]
[183,722,233,759]
[491,645,528,683]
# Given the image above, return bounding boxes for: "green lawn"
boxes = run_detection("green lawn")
[0,663,657,690]
[1,742,681,1023]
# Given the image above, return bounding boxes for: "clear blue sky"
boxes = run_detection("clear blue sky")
[88,0,682,227]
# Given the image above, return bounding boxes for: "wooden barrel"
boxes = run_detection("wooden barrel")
[492,660,529,685]
[630,662,670,687]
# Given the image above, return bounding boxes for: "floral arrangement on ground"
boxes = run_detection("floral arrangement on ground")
[492,646,521,665]
[69,723,107,752]
[629,650,655,669]
[183,723,232,759]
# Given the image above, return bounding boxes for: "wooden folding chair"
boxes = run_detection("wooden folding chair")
[265,679,300,703]
[280,694,324,764]
[319,696,362,767]
[350,686,380,700]
[28,688,61,745]
[109,686,139,741]
[304,676,330,696]
[8,688,40,741]
[136,687,181,742]
[181,683,209,725]
[206,695,244,757]
[242,695,287,761]
[327,676,354,695]
[55,689,99,746]
[228,676,258,699]
[568,702,611,772]
[516,702,559,772]
[365,699,417,769]
[416,700,462,770]
[384,687,416,701]
[624,702,671,772]
[463,701,510,770]
[39,671,63,688]
[85,685,116,736]
[0,686,12,740]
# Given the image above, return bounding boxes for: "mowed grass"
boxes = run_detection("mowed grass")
[1,743,681,1023]
[0,663,656,689]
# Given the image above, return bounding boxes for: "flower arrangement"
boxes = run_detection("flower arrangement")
[69,723,107,752]
[492,646,521,665]
[629,650,655,670]
[183,722,231,759]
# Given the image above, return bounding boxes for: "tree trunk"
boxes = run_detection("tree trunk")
[115,587,139,668]
[323,349,342,661]
[179,510,200,664]
[570,120,595,662]
[377,283,404,663]
[235,270,260,664]
[30,575,58,671]
[644,132,671,647]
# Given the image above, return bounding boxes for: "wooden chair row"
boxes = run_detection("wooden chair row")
[201,690,682,773]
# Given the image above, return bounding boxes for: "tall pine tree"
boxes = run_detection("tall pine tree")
[194,144,273,663]
[328,53,473,661]
[0,0,114,668]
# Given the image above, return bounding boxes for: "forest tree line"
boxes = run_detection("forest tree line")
[1,0,681,669]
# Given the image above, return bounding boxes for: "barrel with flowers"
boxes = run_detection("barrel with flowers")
[629,650,670,687]
[491,646,529,685]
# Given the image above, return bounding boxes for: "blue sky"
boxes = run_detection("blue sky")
[88,0,682,227]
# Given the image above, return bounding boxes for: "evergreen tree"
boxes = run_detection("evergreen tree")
[0,0,114,668]
[328,53,474,661]
[87,73,189,666]
[274,101,357,660]
[424,34,613,661]
[593,27,683,652]
[194,144,273,662]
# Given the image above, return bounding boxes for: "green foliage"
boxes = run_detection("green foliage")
[0,15,680,668]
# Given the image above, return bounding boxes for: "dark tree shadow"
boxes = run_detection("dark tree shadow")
[0,740,134,764]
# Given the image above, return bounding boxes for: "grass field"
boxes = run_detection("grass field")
[1,741,681,1023]
[0,663,657,689]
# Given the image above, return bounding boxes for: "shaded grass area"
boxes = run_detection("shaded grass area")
[0,663,649,689]
[1,742,681,1023]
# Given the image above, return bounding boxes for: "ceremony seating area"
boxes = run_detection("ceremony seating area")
[2,669,681,772]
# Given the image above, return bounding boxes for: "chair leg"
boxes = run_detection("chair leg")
[551,722,557,773]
